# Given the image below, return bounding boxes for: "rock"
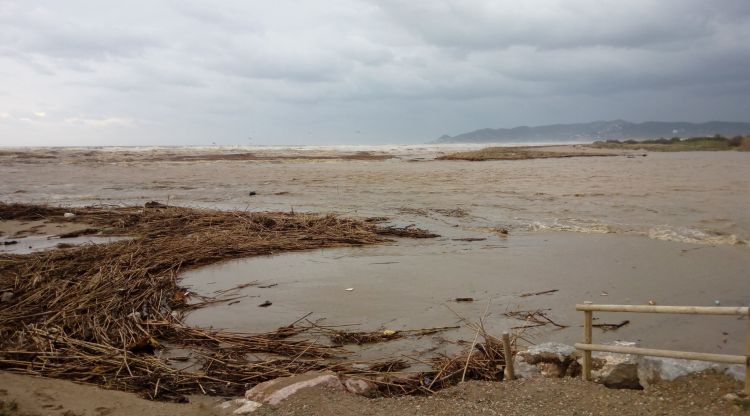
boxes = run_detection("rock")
[521,342,578,363]
[724,392,750,410]
[515,342,580,378]
[637,356,745,389]
[245,371,344,406]
[586,341,641,389]
[512,356,541,379]
[725,364,747,382]
[234,400,262,414]
[723,393,740,401]
[343,378,379,397]
[0,291,13,303]
[217,399,262,415]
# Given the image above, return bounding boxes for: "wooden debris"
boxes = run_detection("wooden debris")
[0,202,438,401]
[505,308,569,329]
[519,289,559,298]
[325,326,459,346]
[593,320,630,331]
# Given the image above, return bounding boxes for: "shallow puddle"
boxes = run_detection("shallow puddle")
[0,219,130,253]
[181,232,750,362]
[0,234,130,254]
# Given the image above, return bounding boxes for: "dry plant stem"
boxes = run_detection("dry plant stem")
[0,203,438,401]
[0,203,522,400]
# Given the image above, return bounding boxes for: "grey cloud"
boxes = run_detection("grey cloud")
[0,0,748,146]
[374,0,747,51]
[0,6,158,63]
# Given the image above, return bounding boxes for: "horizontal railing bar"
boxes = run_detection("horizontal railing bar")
[575,304,749,316]
[575,343,747,365]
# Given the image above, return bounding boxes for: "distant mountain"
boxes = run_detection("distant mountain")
[433,120,750,144]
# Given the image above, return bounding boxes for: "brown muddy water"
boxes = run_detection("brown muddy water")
[1,146,749,362]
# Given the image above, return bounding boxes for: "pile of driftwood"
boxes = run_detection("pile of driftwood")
[0,203,517,401]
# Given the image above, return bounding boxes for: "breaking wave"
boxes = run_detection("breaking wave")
[522,218,620,234]
[519,218,745,246]
[647,226,744,246]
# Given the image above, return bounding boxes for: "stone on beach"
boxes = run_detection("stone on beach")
[343,378,379,397]
[245,371,344,407]
[514,342,581,379]
[586,341,641,389]
[637,356,746,389]
[217,398,263,415]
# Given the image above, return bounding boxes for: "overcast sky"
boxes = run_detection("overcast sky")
[1,1,749,146]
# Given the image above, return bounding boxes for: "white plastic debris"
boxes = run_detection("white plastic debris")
[63,212,76,219]
[345,288,354,291]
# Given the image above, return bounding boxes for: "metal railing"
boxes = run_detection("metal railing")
[575,303,750,393]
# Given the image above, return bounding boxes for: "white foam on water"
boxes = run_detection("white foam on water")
[519,218,744,246]
[522,218,619,235]
[648,226,742,245]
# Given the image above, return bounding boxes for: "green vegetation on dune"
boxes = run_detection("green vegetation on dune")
[590,135,750,151]
[437,147,614,161]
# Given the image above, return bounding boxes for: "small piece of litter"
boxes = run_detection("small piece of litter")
[258,301,272,307]
[63,212,76,219]
[345,288,354,291]
[382,329,396,336]
[600,291,609,296]
[455,297,474,302]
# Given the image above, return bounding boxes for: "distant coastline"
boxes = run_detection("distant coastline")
[434,120,750,144]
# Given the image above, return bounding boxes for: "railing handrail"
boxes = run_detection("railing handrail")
[575,303,749,316]
[576,302,750,394]
[575,343,745,365]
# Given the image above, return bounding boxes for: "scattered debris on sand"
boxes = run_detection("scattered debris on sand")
[0,202,445,401]
[0,203,523,402]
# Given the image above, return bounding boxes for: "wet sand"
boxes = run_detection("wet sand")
[1,145,749,362]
